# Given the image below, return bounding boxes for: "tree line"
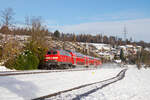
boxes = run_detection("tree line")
[0,8,150,70]
[0,8,150,48]
[0,8,49,70]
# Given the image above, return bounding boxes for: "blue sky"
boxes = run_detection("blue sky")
[0,0,150,42]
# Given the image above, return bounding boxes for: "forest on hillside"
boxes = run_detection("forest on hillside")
[0,8,150,47]
[0,8,150,70]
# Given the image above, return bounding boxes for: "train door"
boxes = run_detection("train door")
[73,55,76,65]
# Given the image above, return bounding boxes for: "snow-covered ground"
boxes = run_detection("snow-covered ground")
[47,65,150,100]
[0,64,150,100]
[98,66,150,100]
[89,43,111,50]
[0,66,15,71]
[80,42,111,50]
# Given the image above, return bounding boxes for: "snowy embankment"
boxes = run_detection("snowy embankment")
[43,69,127,100]
[0,64,122,100]
[0,64,150,100]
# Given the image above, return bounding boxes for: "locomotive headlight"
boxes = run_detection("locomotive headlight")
[53,57,58,59]
[46,57,50,59]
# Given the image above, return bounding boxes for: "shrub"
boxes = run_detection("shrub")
[5,50,39,70]
[2,39,22,61]
[25,40,48,69]
[4,57,16,69]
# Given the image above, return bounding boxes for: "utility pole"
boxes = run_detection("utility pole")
[123,25,127,42]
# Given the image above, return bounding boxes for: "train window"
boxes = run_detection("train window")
[59,50,71,56]
[66,52,71,56]
[47,51,51,55]
[63,51,66,55]
[60,50,64,55]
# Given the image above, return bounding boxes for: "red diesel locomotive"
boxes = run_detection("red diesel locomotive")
[44,49,102,69]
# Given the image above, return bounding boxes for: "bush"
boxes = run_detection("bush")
[25,40,48,69]
[2,39,22,61]
[4,57,16,69]
[5,50,39,70]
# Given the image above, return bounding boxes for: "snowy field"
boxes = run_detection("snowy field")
[98,66,150,100]
[51,65,150,100]
[0,64,150,100]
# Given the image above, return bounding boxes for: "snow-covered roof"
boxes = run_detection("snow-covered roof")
[126,45,134,48]
[90,43,111,50]
[137,46,142,48]
[144,47,150,51]
[98,52,110,56]
[119,46,126,49]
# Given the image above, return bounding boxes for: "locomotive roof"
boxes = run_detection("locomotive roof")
[70,51,84,57]
[49,49,68,52]
[48,49,100,60]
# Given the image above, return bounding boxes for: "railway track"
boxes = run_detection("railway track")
[0,68,98,76]
[33,69,127,100]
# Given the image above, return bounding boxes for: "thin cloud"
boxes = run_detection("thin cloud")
[56,18,150,42]
[78,11,147,22]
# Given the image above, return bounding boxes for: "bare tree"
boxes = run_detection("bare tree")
[31,16,42,29]
[1,8,15,27]
[26,17,49,67]
[30,16,46,42]
[2,39,22,61]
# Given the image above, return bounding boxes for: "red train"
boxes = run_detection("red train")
[44,49,102,69]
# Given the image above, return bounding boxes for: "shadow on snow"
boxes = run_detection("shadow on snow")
[0,76,38,99]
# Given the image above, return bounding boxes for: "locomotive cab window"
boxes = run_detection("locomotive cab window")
[53,51,57,55]
[47,51,51,55]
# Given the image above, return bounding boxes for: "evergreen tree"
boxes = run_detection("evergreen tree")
[54,30,60,38]
[5,50,39,70]
[120,49,125,62]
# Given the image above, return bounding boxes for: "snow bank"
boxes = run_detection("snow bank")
[114,60,121,63]
[0,66,14,71]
